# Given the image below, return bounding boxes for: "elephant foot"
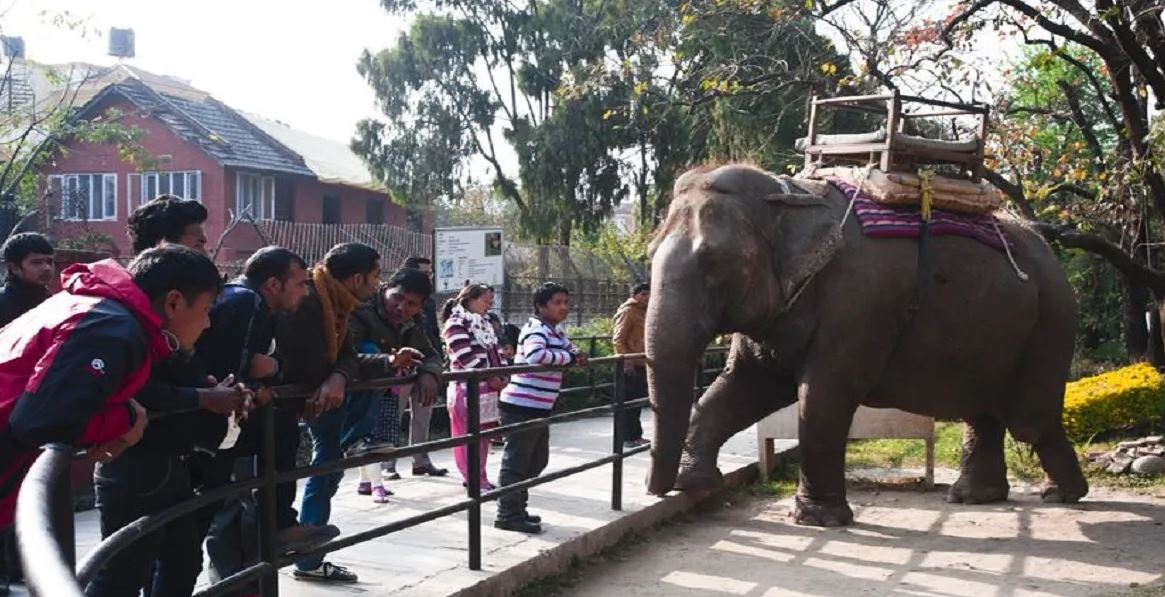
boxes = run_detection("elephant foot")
[1040,481,1086,504]
[674,457,724,492]
[946,476,1010,505]
[793,495,854,527]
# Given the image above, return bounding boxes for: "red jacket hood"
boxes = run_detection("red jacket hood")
[61,259,173,361]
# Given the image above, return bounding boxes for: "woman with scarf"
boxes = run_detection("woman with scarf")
[442,284,506,492]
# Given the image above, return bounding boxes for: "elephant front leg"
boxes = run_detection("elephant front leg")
[947,415,1010,504]
[794,393,856,527]
[676,362,795,492]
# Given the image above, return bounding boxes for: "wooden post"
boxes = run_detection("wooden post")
[882,91,900,172]
[973,106,989,182]
[804,95,819,171]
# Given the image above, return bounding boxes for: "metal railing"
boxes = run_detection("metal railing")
[17,347,729,597]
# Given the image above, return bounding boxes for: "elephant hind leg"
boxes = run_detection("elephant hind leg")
[675,353,795,492]
[1010,423,1088,503]
[947,415,1010,504]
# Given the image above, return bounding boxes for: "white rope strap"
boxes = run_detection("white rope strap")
[838,164,874,230]
[992,218,1030,281]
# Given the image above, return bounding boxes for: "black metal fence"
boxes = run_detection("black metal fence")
[16,348,729,597]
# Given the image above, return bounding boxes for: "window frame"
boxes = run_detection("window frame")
[48,173,118,222]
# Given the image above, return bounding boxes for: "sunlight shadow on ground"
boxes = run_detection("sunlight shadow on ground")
[557,486,1165,597]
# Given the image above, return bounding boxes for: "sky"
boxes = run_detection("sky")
[0,0,1019,188]
[0,0,407,142]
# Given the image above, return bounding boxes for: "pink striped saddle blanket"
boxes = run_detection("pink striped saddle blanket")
[828,178,1010,252]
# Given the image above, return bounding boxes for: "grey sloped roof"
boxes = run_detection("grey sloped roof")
[79,77,314,178]
[242,112,382,192]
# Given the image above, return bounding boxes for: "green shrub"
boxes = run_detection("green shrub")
[1062,363,1165,442]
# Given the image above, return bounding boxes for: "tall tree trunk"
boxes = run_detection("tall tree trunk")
[1124,277,1151,358]
[558,217,572,247]
[1148,299,1165,369]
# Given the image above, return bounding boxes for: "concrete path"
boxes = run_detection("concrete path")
[555,475,1165,597]
[33,412,783,596]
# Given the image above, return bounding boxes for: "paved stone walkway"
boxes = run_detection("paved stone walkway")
[34,413,778,596]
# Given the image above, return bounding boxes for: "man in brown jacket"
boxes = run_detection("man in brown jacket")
[277,242,399,584]
[613,282,650,448]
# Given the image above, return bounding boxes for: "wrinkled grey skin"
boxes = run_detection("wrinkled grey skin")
[645,164,1086,526]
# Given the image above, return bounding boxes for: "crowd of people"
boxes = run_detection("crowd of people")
[0,194,652,596]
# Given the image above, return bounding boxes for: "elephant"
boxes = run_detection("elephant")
[644,163,1086,527]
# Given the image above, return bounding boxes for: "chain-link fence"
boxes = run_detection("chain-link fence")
[121,220,641,327]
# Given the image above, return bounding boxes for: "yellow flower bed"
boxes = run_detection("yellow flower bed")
[1062,363,1165,442]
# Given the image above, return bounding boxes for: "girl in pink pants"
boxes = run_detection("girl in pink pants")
[442,284,506,492]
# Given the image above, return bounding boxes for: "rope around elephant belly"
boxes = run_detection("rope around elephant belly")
[992,218,1030,281]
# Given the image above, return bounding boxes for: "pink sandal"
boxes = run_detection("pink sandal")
[372,486,391,504]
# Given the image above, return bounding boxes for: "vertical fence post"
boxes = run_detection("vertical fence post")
[587,336,597,396]
[611,359,625,512]
[466,375,482,571]
[257,406,280,596]
[51,445,75,571]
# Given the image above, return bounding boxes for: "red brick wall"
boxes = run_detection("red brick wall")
[42,95,421,263]
[291,180,405,226]
[43,96,228,258]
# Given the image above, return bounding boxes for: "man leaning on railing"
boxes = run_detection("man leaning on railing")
[0,247,222,582]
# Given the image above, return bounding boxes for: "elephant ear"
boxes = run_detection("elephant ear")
[767,193,844,306]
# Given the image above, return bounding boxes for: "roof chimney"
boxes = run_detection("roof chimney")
[1,36,25,59]
[108,28,135,59]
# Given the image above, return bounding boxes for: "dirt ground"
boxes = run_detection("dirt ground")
[553,480,1165,597]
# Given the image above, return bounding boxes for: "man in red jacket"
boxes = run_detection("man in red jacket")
[0,244,223,531]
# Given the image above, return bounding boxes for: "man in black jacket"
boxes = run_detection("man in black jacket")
[0,232,53,595]
[384,257,448,479]
[86,198,245,597]
[0,232,54,327]
[191,246,338,588]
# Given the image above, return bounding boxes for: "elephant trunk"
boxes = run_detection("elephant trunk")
[644,257,714,495]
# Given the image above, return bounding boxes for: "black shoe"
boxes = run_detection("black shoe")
[382,470,401,481]
[293,561,358,583]
[494,518,543,534]
[0,580,9,597]
[525,513,542,524]
[413,464,448,477]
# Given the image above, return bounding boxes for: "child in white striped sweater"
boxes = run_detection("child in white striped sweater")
[495,282,588,534]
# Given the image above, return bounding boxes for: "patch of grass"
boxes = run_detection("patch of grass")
[846,421,962,471]
[741,460,799,500]
[845,421,1165,492]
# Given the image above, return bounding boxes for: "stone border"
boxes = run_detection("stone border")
[448,448,798,597]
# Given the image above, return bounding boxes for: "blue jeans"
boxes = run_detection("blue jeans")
[296,391,375,571]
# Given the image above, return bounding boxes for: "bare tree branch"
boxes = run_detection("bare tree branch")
[983,167,1037,219]
[1033,221,1165,294]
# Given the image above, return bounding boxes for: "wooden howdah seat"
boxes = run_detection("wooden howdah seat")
[798,90,990,182]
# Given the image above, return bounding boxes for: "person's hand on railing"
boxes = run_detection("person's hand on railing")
[87,399,148,463]
[249,354,280,380]
[486,376,507,392]
[304,373,347,419]
[416,372,439,407]
[389,347,423,371]
[197,374,248,416]
[253,386,274,408]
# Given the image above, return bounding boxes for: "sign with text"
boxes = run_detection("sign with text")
[433,227,505,293]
